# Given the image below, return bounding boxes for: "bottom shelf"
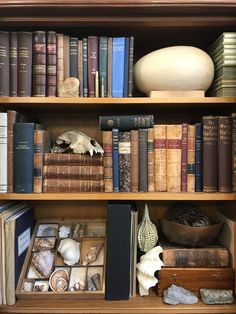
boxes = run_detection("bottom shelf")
[2,290,236,314]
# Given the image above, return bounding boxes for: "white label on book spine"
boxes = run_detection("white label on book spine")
[18,227,31,257]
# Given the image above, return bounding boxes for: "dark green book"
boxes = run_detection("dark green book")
[69,37,78,78]
[99,36,108,97]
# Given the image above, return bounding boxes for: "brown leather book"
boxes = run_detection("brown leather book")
[130,130,139,192]
[17,32,32,96]
[102,131,113,192]
[119,131,131,192]
[232,113,236,192]
[203,116,218,192]
[181,123,188,192]
[0,31,9,96]
[43,178,104,192]
[138,128,148,192]
[154,124,167,192]
[44,153,103,166]
[63,34,70,80]
[88,36,98,97]
[187,124,196,192]
[148,128,154,192]
[218,116,232,192]
[9,31,17,96]
[77,39,83,97]
[56,33,64,92]
[46,31,57,97]
[166,125,182,192]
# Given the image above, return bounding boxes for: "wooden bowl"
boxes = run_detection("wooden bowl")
[160,219,223,247]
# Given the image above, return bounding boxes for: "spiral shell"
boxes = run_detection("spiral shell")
[49,268,69,292]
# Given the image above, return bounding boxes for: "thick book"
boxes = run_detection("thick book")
[99,114,154,131]
[130,130,139,192]
[46,31,57,97]
[99,36,108,97]
[56,33,64,92]
[203,116,218,192]
[77,39,83,97]
[0,31,9,96]
[187,124,196,192]
[102,131,113,192]
[9,31,17,96]
[63,34,70,80]
[44,153,103,166]
[232,113,236,192]
[69,37,78,78]
[218,116,232,192]
[5,206,34,305]
[147,128,155,192]
[128,36,134,97]
[43,178,104,192]
[138,128,148,192]
[17,32,32,96]
[181,123,188,192]
[105,201,133,300]
[195,123,203,192]
[112,128,119,192]
[82,37,88,97]
[119,131,131,192]
[112,37,126,97]
[154,124,167,192]
[87,36,98,97]
[0,113,7,193]
[166,125,182,192]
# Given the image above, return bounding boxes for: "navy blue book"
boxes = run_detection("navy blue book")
[82,37,88,97]
[105,201,132,300]
[123,37,130,97]
[112,128,119,192]
[13,123,35,193]
[69,37,78,78]
[195,122,203,192]
[112,37,125,97]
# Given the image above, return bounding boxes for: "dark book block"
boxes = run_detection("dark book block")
[195,122,203,192]
[123,37,130,97]
[0,31,9,96]
[105,201,132,300]
[46,31,57,97]
[139,128,148,192]
[9,32,17,96]
[33,31,46,97]
[69,37,78,78]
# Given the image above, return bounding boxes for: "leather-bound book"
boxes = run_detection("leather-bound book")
[9,32,17,96]
[195,123,203,192]
[88,36,98,97]
[46,31,57,97]
[56,33,64,93]
[166,125,182,192]
[181,123,188,192]
[0,31,9,96]
[77,39,83,97]
[139,128,148,192]
[63,34,70,80]
[154,124,167,192]
[187,124,196,192]
[107,37,113,97]
[148,128,155,192]
[218,116,232,192]
[82,37,88,97]
[203,116,218,192]
[232,113,236,192]
[69,37,78,78]
[102,131,113,192]
[99,36,108,97]
[0,113,7,193]
[43,178,104,192]
[43,152,103,166]
[130,130,139,192]
[33,31,46,96]
[17,32,32,96]
[119,131,131,192]
[112,128,120,192]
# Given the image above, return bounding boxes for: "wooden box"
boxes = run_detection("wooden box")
[157,267,235,297]
[16,219,106,300]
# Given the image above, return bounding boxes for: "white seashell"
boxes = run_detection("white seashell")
[136,246,164,296]
[134,46,214,95]
[58,238,80,266]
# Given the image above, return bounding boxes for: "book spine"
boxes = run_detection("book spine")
[112,37,125,97]
[77,39,83,97]
[218,116,232,192]
[33,31,46,97]
[232,113,236,192]
[34,129,45,193]
[112,128,120,192]
[203,116,218,192]
[43,153,103,166]
[154,124,167,192]
[7,110,17,193]
[123,37,129,97]
[82,37,88,97]
[69,37,78,77]
[9,31,17,96]
[102,131,113,192]
[147,128,155,192]
[43,178,104,192]
[119,131,131,192]
[128,36,134,97]
[46,31,57,97]
[56,33,64,93]
[13,123,35,193]
[0,31,9,96]
[99,114,154,131]
[99,36,108,97]
[107,37,113,98]
[181,123,188,192]
[87,36,98,97]
[17,32,32,96]
[166,125,182,192]
[195,122,203,192]
[138,128,148,192]
[130,130,139,192]
[187,124,196,192]
[63,34,70,80]
[43,165,104,180]
[0,113,7,193]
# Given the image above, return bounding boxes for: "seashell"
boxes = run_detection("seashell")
[87,277,97,291]
[35,238,54,251]
[136,246,164,296]
[58,238,80,266]
[23,281,33,292]
[32,250,54,278]
[91,273,101,290]
[33,280,49,292]
[49,268,69,292]
[59,225,71,238]
[82,244,102,265]
[137,204,158,252]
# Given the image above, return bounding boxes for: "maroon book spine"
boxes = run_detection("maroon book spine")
[0,31,9,96]
[33,31,46,96]
[46,31,57,97]
[232,113,236,192]
[87,36,98,97]
[9,31,17,96]
[181,123,188,192]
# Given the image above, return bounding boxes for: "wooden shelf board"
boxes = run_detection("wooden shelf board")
[1,192,235,201]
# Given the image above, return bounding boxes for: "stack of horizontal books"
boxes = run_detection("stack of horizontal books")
[208,32,236,96]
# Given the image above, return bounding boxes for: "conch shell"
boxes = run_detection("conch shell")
[32,250,54,278]
[58,238,80,266]
[49,268,69,291]
[82,244,102,265]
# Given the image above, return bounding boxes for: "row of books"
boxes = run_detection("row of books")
[0,31,134,98]
[100,114,236,193]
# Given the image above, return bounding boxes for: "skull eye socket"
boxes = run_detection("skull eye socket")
[58,142,70,149]
[90,139,97,147]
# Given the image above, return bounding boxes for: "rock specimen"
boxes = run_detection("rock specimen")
[163,284,198,305]
[200,288,234,304]
[58,77,80,97]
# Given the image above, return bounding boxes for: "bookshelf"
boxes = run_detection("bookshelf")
[0,0,236,313]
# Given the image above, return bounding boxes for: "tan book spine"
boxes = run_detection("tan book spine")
[102,131,113,192]
[56,33,64,91]
[154,125,167,192]
[44,153,103,166]
[63,34,70,80]
[43,178,104,192]
[130,130,139,192]
[148,128,154,192]
[187,124,196,192]
[166,125,182,192]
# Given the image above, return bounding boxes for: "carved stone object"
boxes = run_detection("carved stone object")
[58,77,80,97]
[200,288,234,304]
[163,284,199,305]
[134,46,214,95]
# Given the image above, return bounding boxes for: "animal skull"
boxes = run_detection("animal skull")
[51,130,104,156]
